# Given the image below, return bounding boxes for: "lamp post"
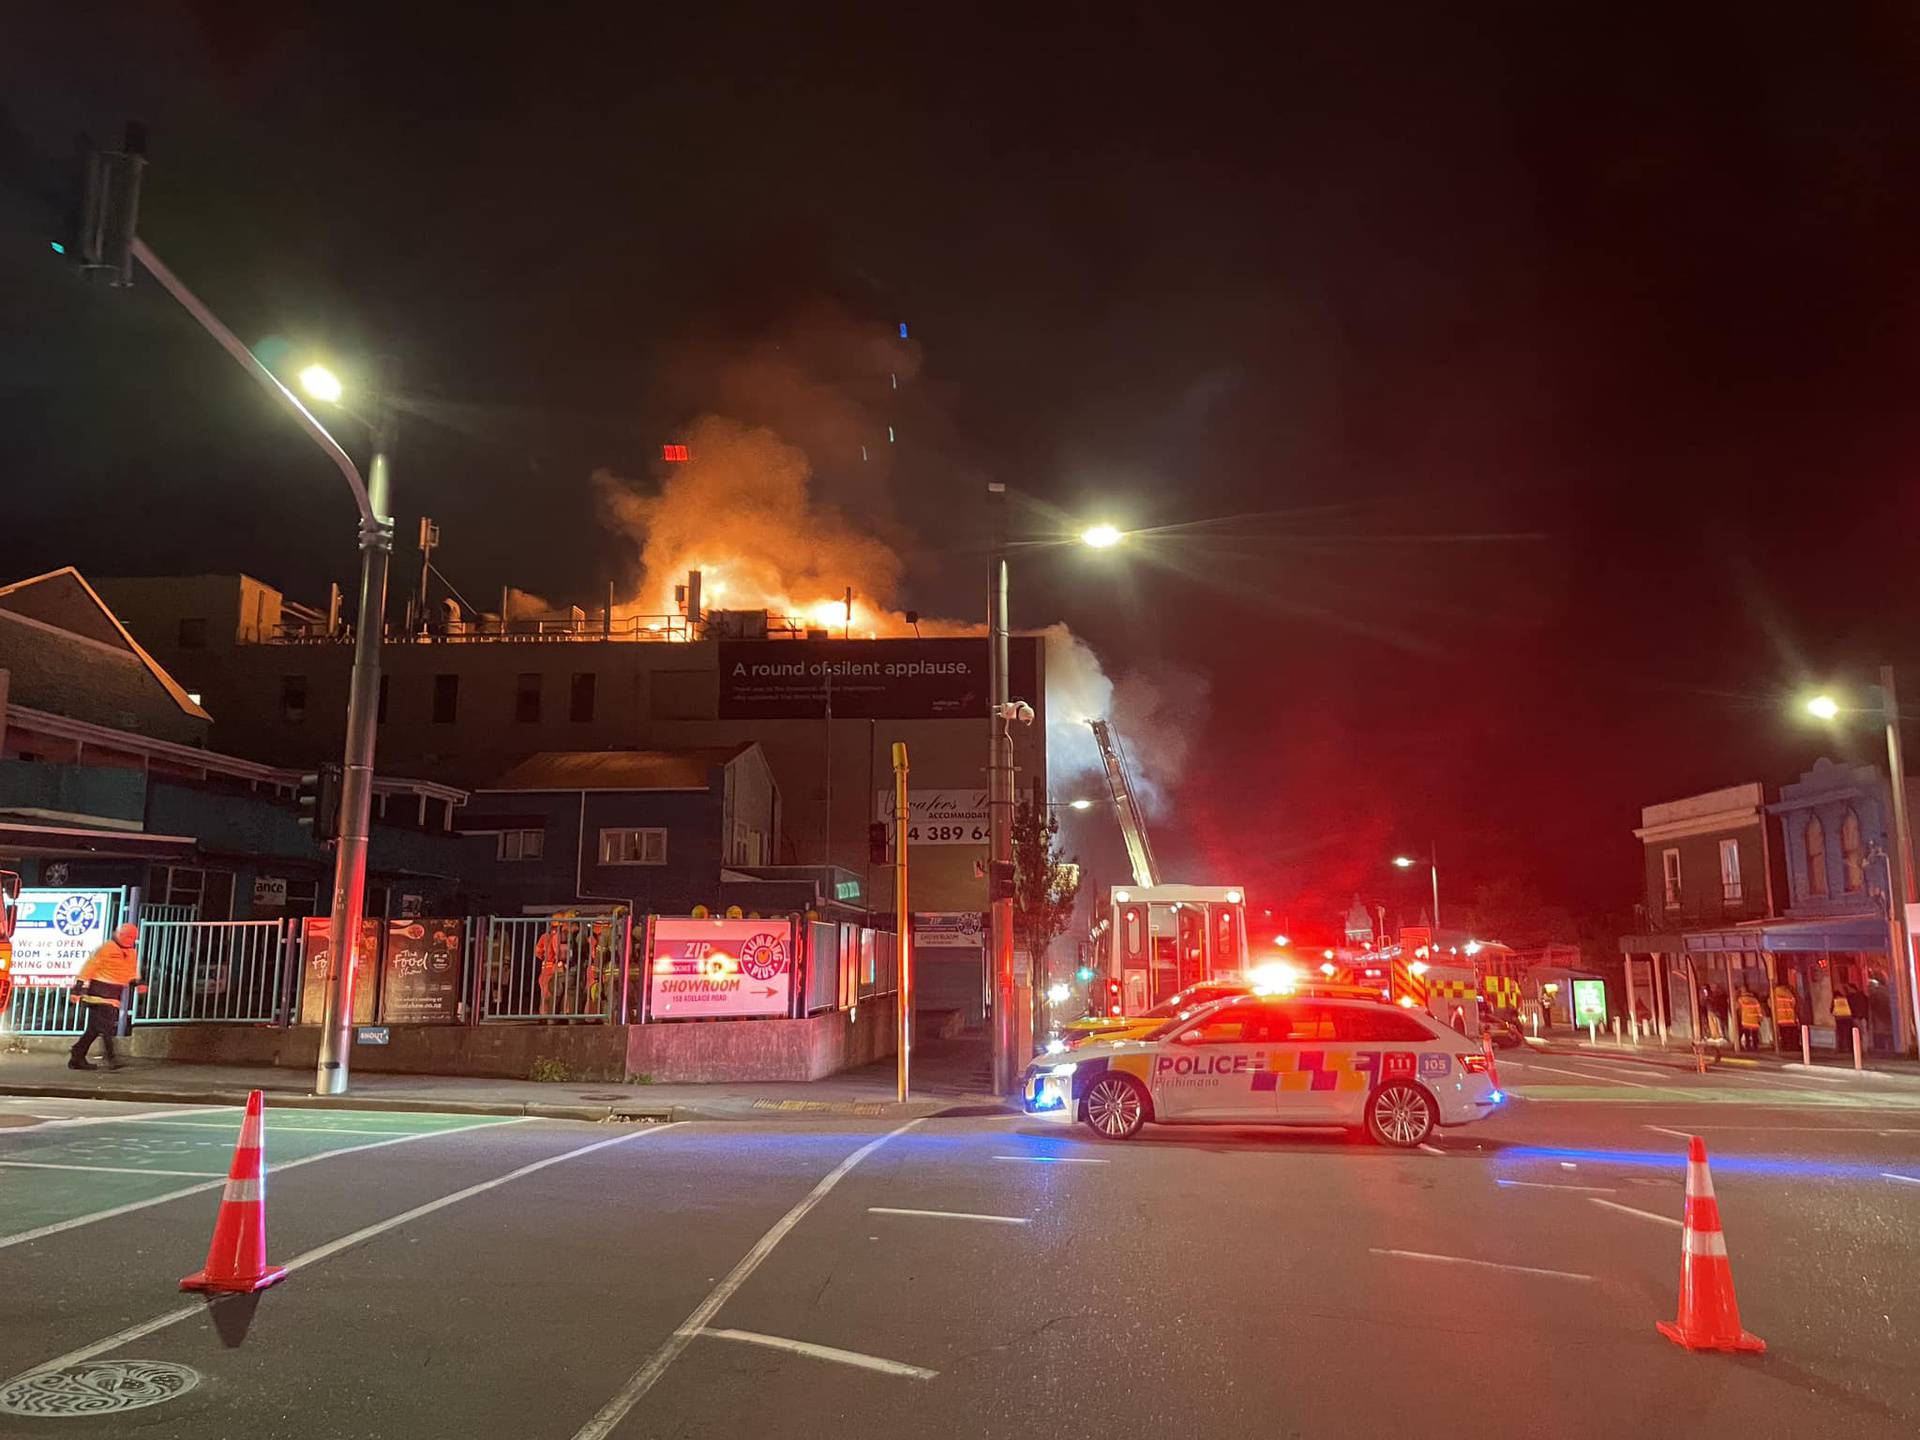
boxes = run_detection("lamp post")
[1392,846,1441,934]
[1806,669,1920,1057]
[985,493,1127,1094]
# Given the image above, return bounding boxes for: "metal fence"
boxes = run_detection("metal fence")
[134,920,294,1024]
[140,903,199,925]
[475,914,628,1022]
[5,985,93,1036]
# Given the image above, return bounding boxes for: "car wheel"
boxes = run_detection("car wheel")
[1366,1082,1435,1148]
[1082,1074,1148,1140]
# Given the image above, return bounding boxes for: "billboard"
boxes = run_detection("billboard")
[379,918,465,1024]
[648,916,795,1019]
[915,911,985,949]
[876,788,988,846]
[300,916,382,1025]
[717,638,1038,720]
[1572,978,1608,1027]
[10,889,116,987]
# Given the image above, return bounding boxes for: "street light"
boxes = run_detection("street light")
[1803,670,1920,1057]
[1081,523,1124,549]
[299,364,343,404]
[1392,848,1441,933]
[1068,798,1095,811]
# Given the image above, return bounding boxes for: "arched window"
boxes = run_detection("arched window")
[1806,816,1829,898]
[1841,809,1865,893]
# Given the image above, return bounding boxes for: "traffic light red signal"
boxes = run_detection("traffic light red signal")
[1103,976,1123,1017]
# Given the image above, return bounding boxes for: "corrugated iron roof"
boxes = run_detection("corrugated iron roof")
[484,745,755,792]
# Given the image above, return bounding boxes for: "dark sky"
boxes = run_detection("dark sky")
[7,2,1920,937]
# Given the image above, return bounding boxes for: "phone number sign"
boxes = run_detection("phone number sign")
[875,788,988,846]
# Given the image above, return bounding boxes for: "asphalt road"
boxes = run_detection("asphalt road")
[1,1053,1917,1438]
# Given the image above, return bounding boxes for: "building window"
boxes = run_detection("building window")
[515,673,542,724]
[177,617,208,649]
[1841,808,1864,893]
[432,674,459,724]
[378,674,390,724]
[497,829,545,862]
[1719,838,1742,905]
[570,672,596,723]
[280,675,308,723]
[1806,817,1828,898]
[599,827,667,865]
[1661,848,1682,909]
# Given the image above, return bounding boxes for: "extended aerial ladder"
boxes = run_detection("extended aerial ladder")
[1083,721,1246,1016]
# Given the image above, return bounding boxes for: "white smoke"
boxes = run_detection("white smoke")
[1043,626,1199,818]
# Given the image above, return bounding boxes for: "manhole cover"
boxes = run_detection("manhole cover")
[0,1361,200,1417]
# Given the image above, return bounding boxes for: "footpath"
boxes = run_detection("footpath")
[1525,1032,1920,1081]
[0,1035,1011,1124]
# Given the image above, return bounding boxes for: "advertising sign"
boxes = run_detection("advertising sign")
[648,916,794,1019]
[914,911,985,949]
[1572,978,1608,1027]
[877,789,989,846]
[717,638,1038,720]
[300,916,382,1025]
[253,876,288,908]
[11,889,116,987]
[379,918,465,1024]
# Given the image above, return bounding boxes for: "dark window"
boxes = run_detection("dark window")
[432,674,459,724]
[515,673,542,724]
[1273,1004,1340,1041]
[377,674,390,723]
[570,672,596,723]
[1337,1008,1437,1042]
[280,675,308,723]
[177,617,208,649]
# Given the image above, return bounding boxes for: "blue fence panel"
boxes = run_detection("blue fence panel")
[134,920,290,1024]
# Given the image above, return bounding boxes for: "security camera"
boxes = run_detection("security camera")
[996,700,1035,725]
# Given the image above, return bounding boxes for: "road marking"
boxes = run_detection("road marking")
[1589,1197,1683,1228]
[1494,1179,1617,1193]
[1369,1249,1593,1282]
[867,1207,1029,1225]
[1417,1143,1445,1156]
[698,1328,936,1380]
[1512,1061,1655,1089]
[0,1107,241,1134]
[1669,1124,1920,1133]
[1644,1125,1694,1140]
[991,1154,1108,1165]
[0,1160,224,1178]
[0,1117,529,1252]
[1884,1173,1920,1185]
[569,1119,923,1440]
[6,1123,672,1381]
[135,1120,437,1137]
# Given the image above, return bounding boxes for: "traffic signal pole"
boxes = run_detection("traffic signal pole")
[987,485,1017,1096]
[893,742,912,1102]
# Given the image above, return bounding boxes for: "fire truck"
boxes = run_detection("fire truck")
[1084,721,1248,1016]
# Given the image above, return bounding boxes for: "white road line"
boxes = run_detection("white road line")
[1512,1061,1655,1089]
[1494,1179,1618,1193]
[867,1206,1029,1225]
[7,1123,672,1381]
[1884,1173,1920,1186]
[0,1117,529,1252]
[1417,1143,1445,1156]
[1670,1125,1920,1134]
[0,1160,225,1178]
[699,1328,937,1380]
[569,1119,923,1440]
[1589,1197,1683,1228]
[0,1106,241,1134]
[1644,1125,1694,1140]
[991,1154,1108,1164]
[1370,1248,1594,1282]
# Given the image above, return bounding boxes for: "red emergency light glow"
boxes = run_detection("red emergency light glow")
[662,444,690,462]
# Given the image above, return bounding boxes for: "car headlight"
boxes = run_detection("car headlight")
[1049,1062,1077,1078]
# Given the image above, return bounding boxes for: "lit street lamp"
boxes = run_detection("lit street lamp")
[1803,670,1920,1057]
[1392,847,1441,934]
[1080,523,1124,549]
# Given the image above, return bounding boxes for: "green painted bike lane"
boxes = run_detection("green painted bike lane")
[0,1108,520,1241]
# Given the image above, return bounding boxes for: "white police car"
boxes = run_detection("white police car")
[1022,992,1502,1146]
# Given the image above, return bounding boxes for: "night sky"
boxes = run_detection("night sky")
[8,3,1920,945]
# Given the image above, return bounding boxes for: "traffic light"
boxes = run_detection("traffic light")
[1075,965,1095,983]
[49,123,147,286]
[988,859,1016,903]
[296,763,343,843]
[1102,976,1124,1017]
[868,822,890,866]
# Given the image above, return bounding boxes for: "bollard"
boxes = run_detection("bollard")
[1853,1027,1864,1071]
[1612,1017,1622,1045]
[1801,1025,1812,1067]
[1531,1012,1540,1036]
[1589,1021,1599,1046]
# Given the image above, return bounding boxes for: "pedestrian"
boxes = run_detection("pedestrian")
[1831,983,1855,1056]
[1736,989,1764,1052]
[69,923,142,1071]
[1771,982,1799,1053]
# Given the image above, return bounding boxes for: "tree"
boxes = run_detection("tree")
[1012,799,1081,981]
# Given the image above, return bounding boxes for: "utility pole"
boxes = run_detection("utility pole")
[893,742,912,1101]
[1880,666,1920,1057]
[987,482,1017,1094]
[416,517,439,634]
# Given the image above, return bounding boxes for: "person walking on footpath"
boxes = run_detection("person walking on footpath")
[1737,989,1764,1051]
[69,922,142,1071]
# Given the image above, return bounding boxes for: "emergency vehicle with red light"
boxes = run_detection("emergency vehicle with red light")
[1023,992,1504,1147]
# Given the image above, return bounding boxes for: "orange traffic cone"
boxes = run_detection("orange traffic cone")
[1656,1135,1764,1352]
[181,1089,288,1294]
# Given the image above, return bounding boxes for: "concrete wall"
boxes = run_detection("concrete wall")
[114,1001,898,1084]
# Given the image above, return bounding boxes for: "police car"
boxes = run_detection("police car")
[1022,992,1502,1146]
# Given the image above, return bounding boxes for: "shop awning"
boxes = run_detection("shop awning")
[1683,916,1888,956]
[1619,933,1687,953]
[0,821,196,861]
